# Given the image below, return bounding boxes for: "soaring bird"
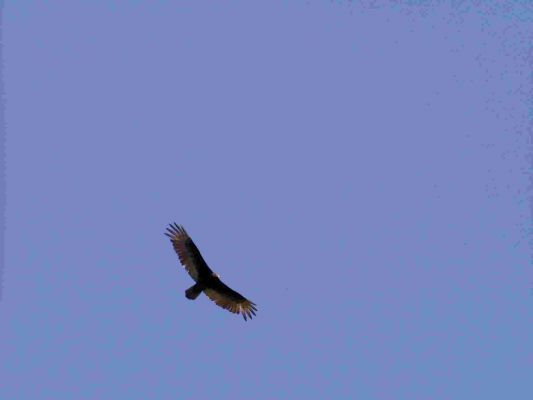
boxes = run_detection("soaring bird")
[165,223,258,321]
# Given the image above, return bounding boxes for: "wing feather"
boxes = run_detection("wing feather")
[165,223,213,281]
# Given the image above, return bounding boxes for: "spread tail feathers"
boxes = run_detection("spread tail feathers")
[185,283,203,300]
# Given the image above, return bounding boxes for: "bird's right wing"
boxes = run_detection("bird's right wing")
[165,223,213,281]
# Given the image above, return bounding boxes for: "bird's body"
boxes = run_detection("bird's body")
[165,223,257,321]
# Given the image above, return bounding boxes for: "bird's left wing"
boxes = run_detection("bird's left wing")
[204,278,258,321]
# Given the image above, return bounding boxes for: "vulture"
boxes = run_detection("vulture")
[165,223,258,321]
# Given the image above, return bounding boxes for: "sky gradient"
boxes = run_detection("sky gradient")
[0,1,531,399]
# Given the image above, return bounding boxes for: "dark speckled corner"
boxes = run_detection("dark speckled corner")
[0,0,5,303]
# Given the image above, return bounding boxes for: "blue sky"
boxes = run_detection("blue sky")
[0,1,531,399]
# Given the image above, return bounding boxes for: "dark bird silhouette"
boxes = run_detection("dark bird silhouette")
[165,223,258,321]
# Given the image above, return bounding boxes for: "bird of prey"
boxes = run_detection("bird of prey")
[165,223,258,321]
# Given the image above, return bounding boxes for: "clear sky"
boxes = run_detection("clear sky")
[0,1,531,399]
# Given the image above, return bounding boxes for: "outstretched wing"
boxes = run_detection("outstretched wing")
[204,278,258,321]
[165,223,213,281]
